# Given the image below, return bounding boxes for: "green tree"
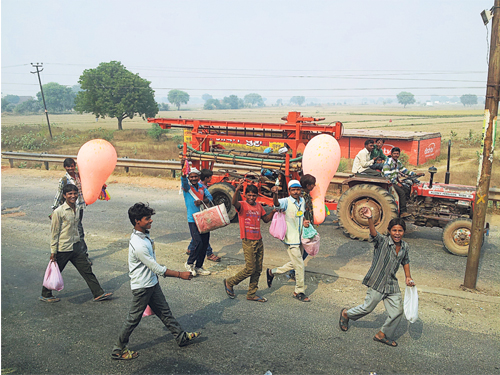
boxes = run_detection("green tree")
[460,94,478,107]
[158,102,170,111]
[203,98,220,110]
[396,91,415,107]
[13,98,42,114]
[290,96,305,106]
[244,93,264,107]
[202,93,213,102]
[223,95,244,109]
[4,94,20,105]
[75,61,158,130]
[168,89,190,110]
[276,99,283,106]
[36,82,75,113]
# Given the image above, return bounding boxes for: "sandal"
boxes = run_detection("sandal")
[373,336,397,347]
[247,296,267,303]
[339,308,349,332]
[223,279,235,299]
[39,296,60,303]
[266,268,274,288]
[94,292,113,302]
[207,253,221,262]
[293,292,311,302]
[111,348,139,360]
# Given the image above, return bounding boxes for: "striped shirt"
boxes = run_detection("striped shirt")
[382,157,415,184]
[362,232,410,294]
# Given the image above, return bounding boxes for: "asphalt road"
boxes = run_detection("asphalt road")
[2,173,500,375]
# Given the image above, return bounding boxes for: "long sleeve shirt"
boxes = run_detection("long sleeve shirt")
[370,147,387,161]
[274,196,305,245]
[382,157,415,184]
[52,172,86,210]
[128,229,167,290]
[362,232,410,294]
[181,176,213,223]
[352,148,374,173]
[50,202,81,254]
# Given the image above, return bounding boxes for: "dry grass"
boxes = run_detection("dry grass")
[1,106,498,185]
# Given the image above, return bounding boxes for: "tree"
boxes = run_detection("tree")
[244,93,264,107]
[36,82,75,113]
[203,98,220,110]
[396,91,415,107]
[13,98,42,114]
[202,93,213,102]
[223,95,244,109]
[460,94,478,107]
[168,89,190,110]
[75,61,158,130]
[290,96,305,106]
[276,99,283,106]
[158,102,170,111]
[4,94,20,105]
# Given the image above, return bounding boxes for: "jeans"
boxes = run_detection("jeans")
[188,239,213,255]
[41,242,103,298]
[187,222,210,269]
[113,283,190,351]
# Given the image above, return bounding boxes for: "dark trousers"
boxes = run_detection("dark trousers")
[41,242,103,298]
[113,283,189,351]
[188,238,213,255]
[78,209,88,255]
[394,184,409,213]
[187,222,210,269]
[370,163,385,171]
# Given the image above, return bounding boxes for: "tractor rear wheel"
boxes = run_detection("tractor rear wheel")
[208,182,237,222]
[337,184,398,240]
[442,218,473,256]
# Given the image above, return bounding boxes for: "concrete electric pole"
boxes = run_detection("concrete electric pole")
[464,0,500,289]
[30,63,53,140]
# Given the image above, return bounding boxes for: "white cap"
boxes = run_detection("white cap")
[189,167,201,175]
[288,179,301,189]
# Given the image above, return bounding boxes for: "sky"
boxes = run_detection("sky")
[1,0,496,104]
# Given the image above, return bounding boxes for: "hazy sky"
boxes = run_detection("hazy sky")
[1,0,495,103]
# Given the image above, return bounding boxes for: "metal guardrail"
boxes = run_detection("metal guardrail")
[2,151,498,202]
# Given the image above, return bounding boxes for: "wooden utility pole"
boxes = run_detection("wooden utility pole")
[464,0,500,288]
[30,63,53,139]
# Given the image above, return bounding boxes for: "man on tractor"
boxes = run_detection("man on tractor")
[382,147,422,219]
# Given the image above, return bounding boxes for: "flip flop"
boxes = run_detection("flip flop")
[266,268,274,288]
[39,296,61,303]
[293,292,311,302]
[111,348,139,360]
[223,279,235,299]
[339,308,349,331]
[94,292,113,302]
[373,336,397,347]
[247,296,267,302]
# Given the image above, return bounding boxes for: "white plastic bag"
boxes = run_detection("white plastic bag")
[404,285,418,323]
[42,261,64,291]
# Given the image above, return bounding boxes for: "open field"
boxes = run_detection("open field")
[1,105,498,189]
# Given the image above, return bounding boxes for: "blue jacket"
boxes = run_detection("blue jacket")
[181,176,213,223]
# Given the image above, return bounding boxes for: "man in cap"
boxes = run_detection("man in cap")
[181,161,213,276]
[267,179,312,302]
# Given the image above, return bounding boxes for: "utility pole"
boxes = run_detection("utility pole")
[464,0,500,289]
[30,63,53,139]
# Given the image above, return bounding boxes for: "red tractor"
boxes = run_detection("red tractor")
[337,167,487,256]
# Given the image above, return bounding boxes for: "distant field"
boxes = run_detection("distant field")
[1,105,497,188]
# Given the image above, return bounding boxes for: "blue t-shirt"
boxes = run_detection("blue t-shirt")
[181,176,213,223]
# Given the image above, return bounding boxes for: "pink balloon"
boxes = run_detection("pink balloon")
[302,134,341,225]
[77,139,117,205]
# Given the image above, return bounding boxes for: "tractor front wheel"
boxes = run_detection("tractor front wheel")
[442,218,473,256]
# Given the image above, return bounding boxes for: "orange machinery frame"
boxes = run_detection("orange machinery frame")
[148,111,343,173]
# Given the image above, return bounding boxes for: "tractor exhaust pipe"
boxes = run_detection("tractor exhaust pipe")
[428,166,437,188]
[445,140,451,184]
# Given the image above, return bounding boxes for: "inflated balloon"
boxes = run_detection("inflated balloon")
[77,139,117,205]
[302,134,341,225]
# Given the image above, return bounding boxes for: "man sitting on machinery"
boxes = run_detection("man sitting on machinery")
[382,147,423,219]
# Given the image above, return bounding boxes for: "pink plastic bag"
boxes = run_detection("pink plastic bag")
[302,234,320,256]
[42,261,64,291]
[269,211,287,241]
[143,305,155,317]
